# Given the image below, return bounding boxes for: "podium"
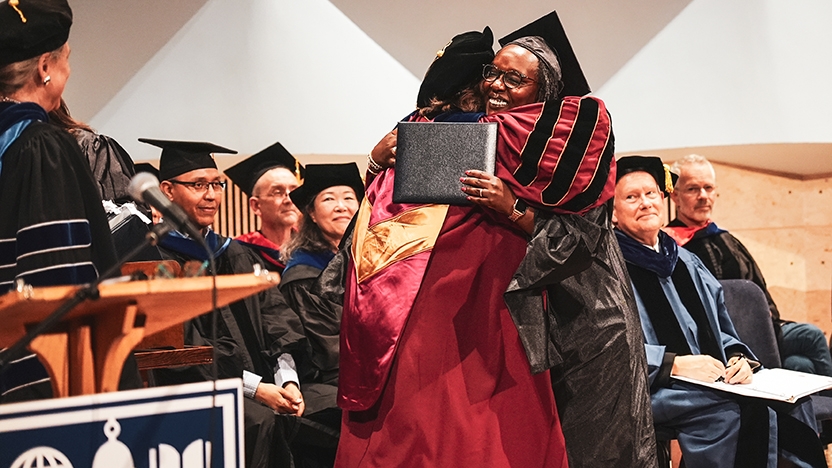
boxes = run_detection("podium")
[0,271,278,397]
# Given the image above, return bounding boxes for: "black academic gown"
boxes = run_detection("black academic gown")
[280,251,343,467]
[666,219,784,341]
[0,112,141,402]
[72,128,136,204]
[156,236,308,468]
[504,204,658,468]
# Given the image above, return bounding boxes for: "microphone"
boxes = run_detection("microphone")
[128,172,204,240]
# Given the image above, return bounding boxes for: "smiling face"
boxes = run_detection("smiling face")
[250,167,301,230]
[161,168,223,230]
[480,45,540,115]
[612,171,665,246]
[307,185,359,248]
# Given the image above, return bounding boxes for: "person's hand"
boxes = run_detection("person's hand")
[370,128,397,170]
[671,355,726,383]
[254,382,305,416]
[460,170,515,216]
[723,355,753,384]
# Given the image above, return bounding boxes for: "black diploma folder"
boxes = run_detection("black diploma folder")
[393,121,498,205]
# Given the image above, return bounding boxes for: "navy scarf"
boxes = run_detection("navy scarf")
[614,229,679,278]
[617,228,723,362]
[0,102,48,177]
[283,249,334,276]
[159,229,232,262]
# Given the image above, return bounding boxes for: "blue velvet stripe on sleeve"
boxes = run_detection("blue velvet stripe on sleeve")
[20,263,98,288]
[0,219,98,293]
[16,220,93,258]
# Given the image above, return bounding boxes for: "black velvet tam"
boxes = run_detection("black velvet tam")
[416,26,494,108]
[0,0,72,65]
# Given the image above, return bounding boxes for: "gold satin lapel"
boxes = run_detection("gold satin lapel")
[352,202,448,284]
[351,198,373,278]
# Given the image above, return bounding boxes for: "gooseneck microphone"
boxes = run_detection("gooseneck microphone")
[128,172,204,240]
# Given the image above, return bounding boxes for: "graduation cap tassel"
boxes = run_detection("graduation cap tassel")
[9,0,27,23]
[663,164,674,194]
[295,160,303,183]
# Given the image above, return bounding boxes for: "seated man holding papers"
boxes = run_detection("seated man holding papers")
[612,155,824,468]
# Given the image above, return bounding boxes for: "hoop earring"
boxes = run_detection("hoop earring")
[43,75,51,85]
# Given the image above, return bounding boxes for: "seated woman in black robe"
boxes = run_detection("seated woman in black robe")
[278,163,363,466]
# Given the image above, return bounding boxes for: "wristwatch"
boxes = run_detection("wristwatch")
[508,198,528,222]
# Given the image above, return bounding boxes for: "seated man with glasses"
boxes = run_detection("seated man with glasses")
[613,155,824,468]
[224,142,305,275]
[139,138,311,468]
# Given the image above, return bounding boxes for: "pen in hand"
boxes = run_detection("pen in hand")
[716,356,745,383]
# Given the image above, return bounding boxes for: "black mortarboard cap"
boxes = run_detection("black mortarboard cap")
[138,138,237,181]
[223,142,305,196]
[616,156,678,196]
[416,26,494,108]
[289,163,364,210]
[0,0,72,65]
[499,10,590,97]
[133,162,160,180]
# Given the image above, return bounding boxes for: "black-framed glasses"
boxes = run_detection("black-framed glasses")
[169,179,227,193]
[482,64,536,89]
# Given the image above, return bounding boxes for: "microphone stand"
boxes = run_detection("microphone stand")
[0,222,175,373]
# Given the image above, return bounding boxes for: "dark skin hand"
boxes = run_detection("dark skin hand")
[369,131,535,234]
[370,128,398,170]
[461,170,534,235]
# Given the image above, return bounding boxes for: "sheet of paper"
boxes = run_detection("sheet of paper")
[672,368,832,403]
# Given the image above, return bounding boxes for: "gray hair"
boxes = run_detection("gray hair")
[670,154,715,187]
[0,45,65,96]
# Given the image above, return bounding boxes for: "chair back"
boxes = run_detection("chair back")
[719,279,781,369]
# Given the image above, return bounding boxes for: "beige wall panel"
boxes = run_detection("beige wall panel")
[711,163,805,230]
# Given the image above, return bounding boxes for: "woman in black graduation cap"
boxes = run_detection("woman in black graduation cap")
[280,162,363,377]
[276,163,363,466]
[0,0,135,402]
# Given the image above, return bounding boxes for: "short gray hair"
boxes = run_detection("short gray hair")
[670,154,715,187]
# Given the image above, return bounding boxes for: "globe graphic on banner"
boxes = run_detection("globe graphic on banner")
[11,447,73,468]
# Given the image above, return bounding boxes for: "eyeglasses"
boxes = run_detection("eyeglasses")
[258,186,295,199]
[169,179,227,192]
[482,64,536,89]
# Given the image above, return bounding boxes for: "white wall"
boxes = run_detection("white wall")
[597,0,832,154]
[91,0,420,162]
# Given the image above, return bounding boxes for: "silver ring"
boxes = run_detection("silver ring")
[479,188,484,198]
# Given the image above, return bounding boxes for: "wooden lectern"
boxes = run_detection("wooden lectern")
[0,272,278,397]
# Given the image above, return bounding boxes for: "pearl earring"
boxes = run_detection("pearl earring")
[43,75,51,85]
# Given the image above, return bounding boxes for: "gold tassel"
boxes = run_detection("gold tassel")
[294,160,303,184]
[663,164,674,194]
[10,0,27,23]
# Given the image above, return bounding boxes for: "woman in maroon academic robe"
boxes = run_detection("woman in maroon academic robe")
[334,22,624,465]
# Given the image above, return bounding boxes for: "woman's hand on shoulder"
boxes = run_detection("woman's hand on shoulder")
[370,128,397,170]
